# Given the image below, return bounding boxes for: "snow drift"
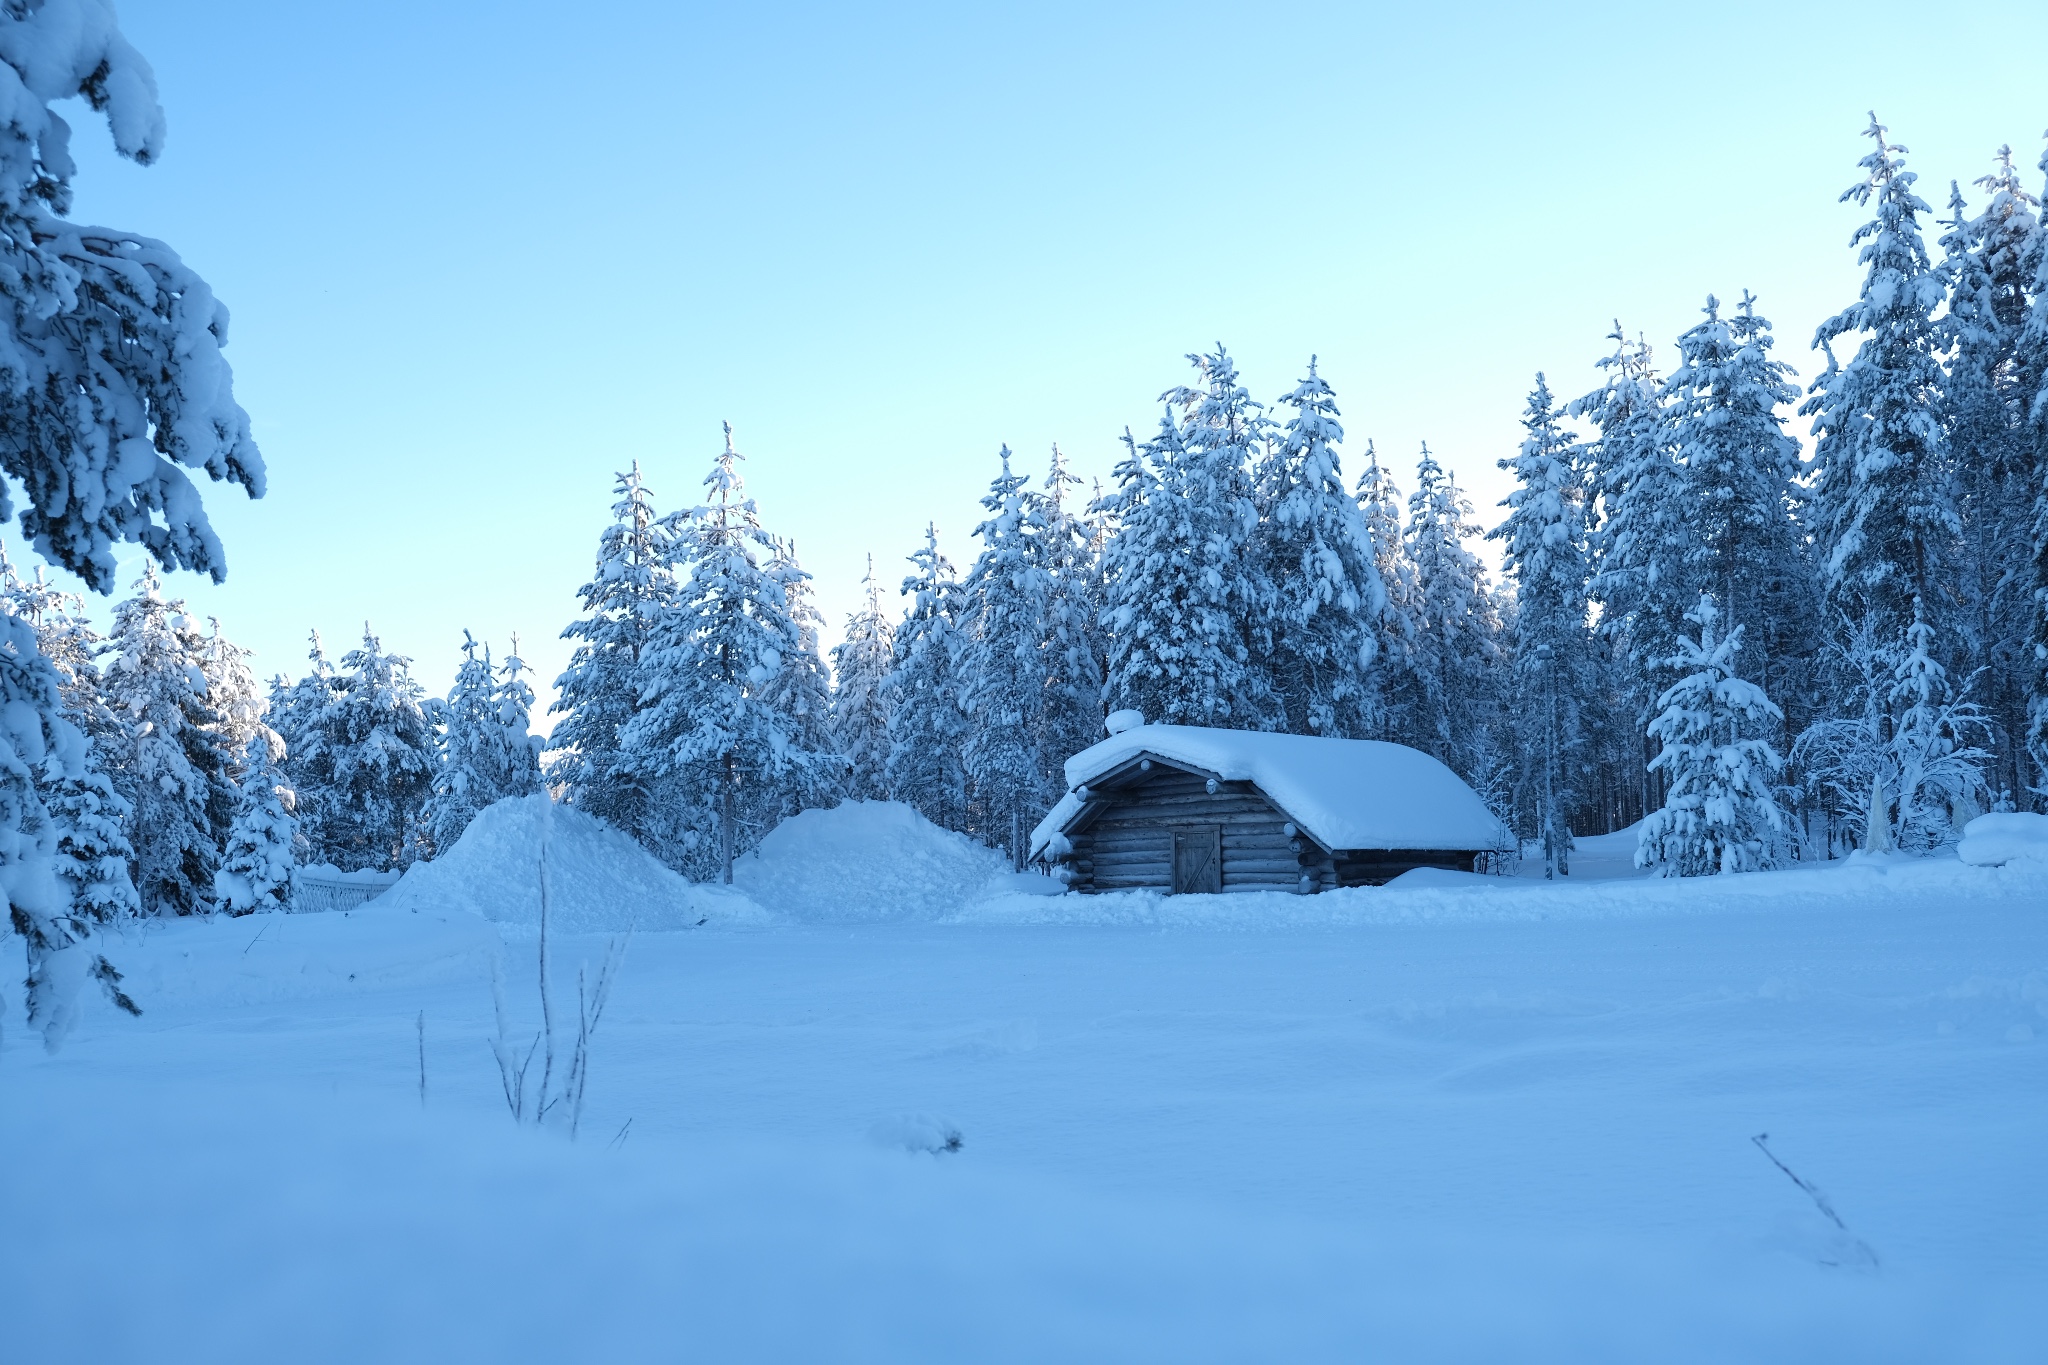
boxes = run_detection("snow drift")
[735,800,1005,922]
[382,795,767,932]
[1957,812,2048,868]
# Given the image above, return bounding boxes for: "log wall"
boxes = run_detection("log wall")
[1063,767,1334,895]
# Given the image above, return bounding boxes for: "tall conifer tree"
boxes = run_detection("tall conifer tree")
[1803,115,1957,646]
[831,556,896,802]
[1256,359,1385,737]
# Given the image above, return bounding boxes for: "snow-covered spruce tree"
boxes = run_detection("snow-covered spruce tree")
[267,633,341,860]
[1663,294,1813,742]
[215,731,297,915]
[1637,596,1787,877]
[622,425,841,881]
[551,463,676,842]
[1028,445,1105,784]
[761,535,845,822]
[2022,140,2048,793]
[307,629,437,871]
[1,551,118,744]
[427,636,493,844]
[101,567,236,916]
[1938,155,2041,807]
[492,639,544,791]
[427,632,542,851]
[1354,441,1421,737]
[830,556,895,802]
[1489,374,1592,878]
[0,4,261,1040]
[198,617,264,783]
[1802,115,1957,648]
[1793,604,1991,853]
[1254,358,1385,738]
[883,525,972,832]
[1402,443,1504,782]
[1099,348,1273,730]
[3,613,139,1049]
[958,447,1047,852]
[1573,324,1685,777]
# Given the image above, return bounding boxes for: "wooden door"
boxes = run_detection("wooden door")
[1172,825,1222,895]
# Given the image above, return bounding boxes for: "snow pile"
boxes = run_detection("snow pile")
[382,795,769,932]
[956,851,2045,928]
[735,800,1005,922]
[1957,812,2048,868]
[1033,725,1510,857]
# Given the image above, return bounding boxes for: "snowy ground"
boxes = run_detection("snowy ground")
[5,803,2045,1362]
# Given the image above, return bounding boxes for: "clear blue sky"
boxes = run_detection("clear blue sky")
[24,0,2048,723]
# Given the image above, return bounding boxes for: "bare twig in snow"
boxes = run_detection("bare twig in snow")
[1752,1132,1880,1268]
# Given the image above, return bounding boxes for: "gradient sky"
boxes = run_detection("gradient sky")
[20,0,2048,726]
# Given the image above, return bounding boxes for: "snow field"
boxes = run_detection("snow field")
[5,800,2045,1361]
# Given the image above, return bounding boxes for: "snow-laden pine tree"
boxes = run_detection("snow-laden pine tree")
[4,616,138,1048]
[622,425,841,880]
[268,634,341,856]
[1255,359,1385,738]
[1938,154,2041,807]
[551,463,677,843]
[830,556,895,802]
[430,641,487,839]
[1663,294,1812,739]
[102,567,236,916]
[1099,349,1272,729]
[761,535,845,822]
[1574,325,1683,696]
[1490,374,1592,878]
[958,447,1047,852]
[1402,444,1503,783]
[1,552,117,743]
[884,525,972,832]
[307,629,437,871]
[199,619,264,774]
[0,5,262,1043]
[2021,140,2048,791]
[427,632,542,851]
[1354,441,1420,735]
[1028,445,1105,782]
[216,732,297,915]
[1803,115,1957,647]
[1794,603,1991,853]
[1637,597,1787,876]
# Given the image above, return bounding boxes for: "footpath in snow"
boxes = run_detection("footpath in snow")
[4,799,2045,1363]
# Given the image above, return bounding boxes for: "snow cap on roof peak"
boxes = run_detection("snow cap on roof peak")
[1105,709,1145,735]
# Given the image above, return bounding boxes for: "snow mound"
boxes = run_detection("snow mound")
[383,795,770,932]
[1958,812,2048,868]
[736,801,1005,922]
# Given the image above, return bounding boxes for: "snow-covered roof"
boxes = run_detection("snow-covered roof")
[1030,725,1510,857]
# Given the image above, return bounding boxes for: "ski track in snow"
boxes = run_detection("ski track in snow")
[4,804,2045,1362]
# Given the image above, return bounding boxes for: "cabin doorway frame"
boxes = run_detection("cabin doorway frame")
[1171,825,1223,895]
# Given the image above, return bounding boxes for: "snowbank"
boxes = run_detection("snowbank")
[955,849,2048,928]
[1958,812,2048,868]
[382,795,770,932]
[735,801,1005,922]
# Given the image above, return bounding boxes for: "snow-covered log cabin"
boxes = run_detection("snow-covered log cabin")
[1029,719,1510,894]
